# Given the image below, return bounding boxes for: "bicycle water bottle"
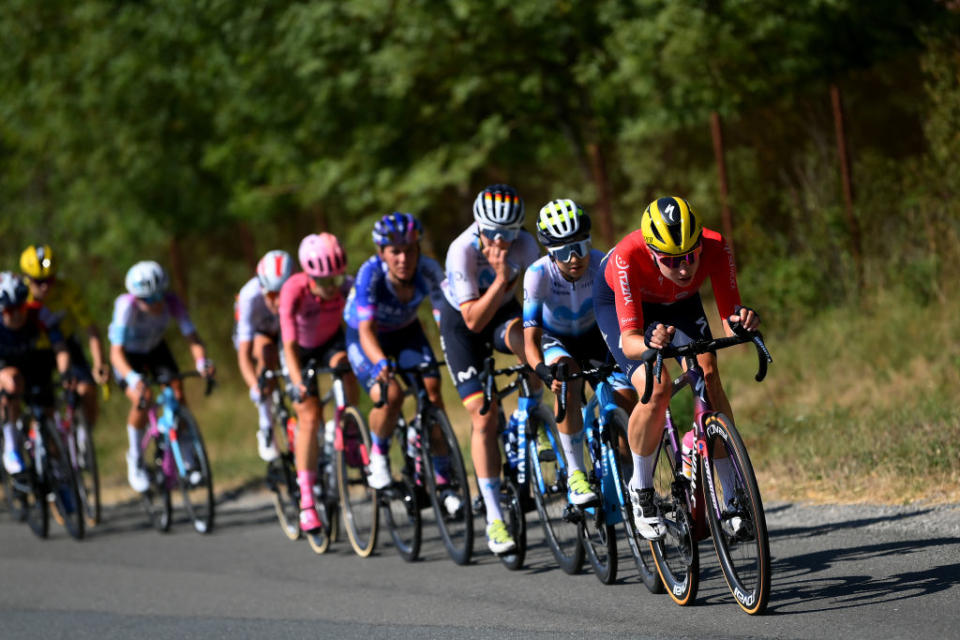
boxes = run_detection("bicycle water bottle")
[407,421,422,483]
[286,416,297,450]
[681,429,695,480]
[323,419,336,477]
[504,413,520,470]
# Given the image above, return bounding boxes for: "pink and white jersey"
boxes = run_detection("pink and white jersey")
[233,277,280,348]
[108,292,196,354]
[278,272,354,349]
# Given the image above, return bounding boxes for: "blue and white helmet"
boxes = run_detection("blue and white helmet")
[0,271,29,310]
[124,261,168,299]
[372,212,422,247]
[256,250,294,292]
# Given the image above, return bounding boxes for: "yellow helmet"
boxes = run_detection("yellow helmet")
[640,197,702,255]
[20,244,57,279]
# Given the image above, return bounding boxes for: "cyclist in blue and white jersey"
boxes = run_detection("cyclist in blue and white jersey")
[108,261,215,493]
[523,199,635,506]
[234,250,294,462]
[344,213,448,490]
[438,184,541,554]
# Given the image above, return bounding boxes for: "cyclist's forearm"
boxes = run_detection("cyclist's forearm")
[461,277,509,332]
[237,342,258,389]
[283,340,302,386]
[523,327,545,369]
[186,334,207,368]
[86,327,105,367]
[621,329,648,361]
[110,344,134,379]
[358,321,386,365]
[54,344,71,375]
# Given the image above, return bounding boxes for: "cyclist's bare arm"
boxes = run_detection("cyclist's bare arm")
[236,339,258,390]
[282,339,305,397]
[460,246,513,332]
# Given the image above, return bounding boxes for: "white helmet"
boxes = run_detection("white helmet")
[473,184,525,229]
[256,250,293,293]
[536,199,591,247]
[125,261,168,299]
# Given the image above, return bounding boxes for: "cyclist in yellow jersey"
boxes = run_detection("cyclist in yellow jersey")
[20,245,109,431]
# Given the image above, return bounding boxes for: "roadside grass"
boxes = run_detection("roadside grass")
[93,291,959,507]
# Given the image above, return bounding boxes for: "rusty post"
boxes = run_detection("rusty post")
[830,83,864,290]
[710,111,735,263]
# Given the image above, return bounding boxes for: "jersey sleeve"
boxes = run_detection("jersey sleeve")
[165,294,197,336]
[234,289,256,344]
[352,260,378,324]
[445,240,479,307]
[522,261,547,329]
[705,234,742,320]
[37,305,65,346]
[278,277,299,344]
[609,242,645,333]
[107,295,134,346]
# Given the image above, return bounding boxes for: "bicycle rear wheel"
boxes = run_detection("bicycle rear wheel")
[609,409,663,593]
[497,477,527,570]
[44,420,84,540]
[174,407,214,534]
[306,497,334,554]
[337,406,378,557]
[140,437,172,533]
[381,463,422,562]
[421,406,473,566]
[2,459,27,523]
[701,413,771,615]
[267,450,300,540]
[20,427,49,538]
[528,411,583,574]
[72,417,101,527]
[650,428,699,606]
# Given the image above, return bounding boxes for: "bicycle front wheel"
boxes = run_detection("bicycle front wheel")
[267,450,301,540]
[174,407,214,534]
[528,411,583,575]
[337,406,378,557]
[421,406,473,566]
[702,413,771,615]
[44,420,84,540]
[21,428,49,538]
[73,418,101,527]
[140,436,172,533]
[650,428,699,606]
[608,409,663,593]
[497,477,527,571]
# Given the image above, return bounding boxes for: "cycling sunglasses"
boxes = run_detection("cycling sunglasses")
[138,292,164,304]
[28,276,55,287]
[313,274,345,288]
[548,238,591,263]
[478,225,519,243]
[654,244,702,269]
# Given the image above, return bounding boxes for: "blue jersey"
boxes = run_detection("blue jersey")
[344,254,446,332]
[522,249,605,337]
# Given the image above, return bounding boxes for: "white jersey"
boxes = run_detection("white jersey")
[441,222,540,310]
[107,292,195,354]
[522,249,605,336]
[233,277,280,348]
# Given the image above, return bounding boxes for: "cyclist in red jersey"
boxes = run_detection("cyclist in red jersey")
[593,196,760,539]
[279,232,358,534]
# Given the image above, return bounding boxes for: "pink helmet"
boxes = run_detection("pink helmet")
[298,232,346,277]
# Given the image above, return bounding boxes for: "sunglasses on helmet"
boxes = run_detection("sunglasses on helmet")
[478,225,519,243]
[548,238,591,263]
[654,244,702,269]
[312,274,345,288]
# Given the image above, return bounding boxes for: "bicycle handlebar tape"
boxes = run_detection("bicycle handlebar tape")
[554,362,568,424]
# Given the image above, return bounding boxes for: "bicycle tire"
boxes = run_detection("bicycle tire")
[306,500,333,554]
[2,461,27,523]
[337,406,378,557]
[268,451,301,540]
[701,413,771,615]
[382,470,422,562]
[528,411,583,574]
[174,407,215,534]
[608,409,664,593]
[497,477,527,571]
[21,424,49,538]
[141,436,172,533]
[44,419,84,540]
[649,428,699,606]
[421,406,473,566]
[73,416,101,527]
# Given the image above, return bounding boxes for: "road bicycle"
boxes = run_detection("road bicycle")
[378,361,473,565]
[1,385,84,540]
[639,325,772,615]
[57,388,100,527]
[138,371,215,534]
[476,356,542,570]
[554,361,664,589]
[258,368,301,541]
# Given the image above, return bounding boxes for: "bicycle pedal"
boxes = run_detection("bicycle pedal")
[538,449,556,463]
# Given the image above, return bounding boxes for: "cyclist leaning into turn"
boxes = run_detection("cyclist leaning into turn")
[21,245,109,434]
[0,272,72,475]
[523,199,635,506]
[279,232,358,534]
[233,250,294,463]
[108,261,215,493]
[439,184,541,555]
[343,213,449,492]
[593,196,760,539]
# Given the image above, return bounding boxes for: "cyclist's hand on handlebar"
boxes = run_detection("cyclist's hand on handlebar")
[644,323,675,350]
[371,357,394,384]
[92,362,110,385]
[197,357,216,379]
[729,305,761,333]
[534,362,556,386]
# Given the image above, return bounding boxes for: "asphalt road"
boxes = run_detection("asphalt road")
[2,489,959,640]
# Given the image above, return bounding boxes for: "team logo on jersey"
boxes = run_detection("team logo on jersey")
[614,254,629,270]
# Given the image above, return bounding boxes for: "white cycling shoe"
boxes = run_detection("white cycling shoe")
[257,429,279,462]
[366,452,391,490]
[629,487,666,540]
[126,452,150,493]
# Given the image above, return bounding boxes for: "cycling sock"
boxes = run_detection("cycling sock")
[431,455,451,485]
[297,470,316,509]
[478,476,503,524]
[559,429,586,474]
[127,425,142,457]
[713,456,736,507]
[254,396,273,431]
[630,451,657,490]
[2,422,16,452]
[370,432,391,456]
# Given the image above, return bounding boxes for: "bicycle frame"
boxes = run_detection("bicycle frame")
[142,384,189,490]
[581,378,625,527]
